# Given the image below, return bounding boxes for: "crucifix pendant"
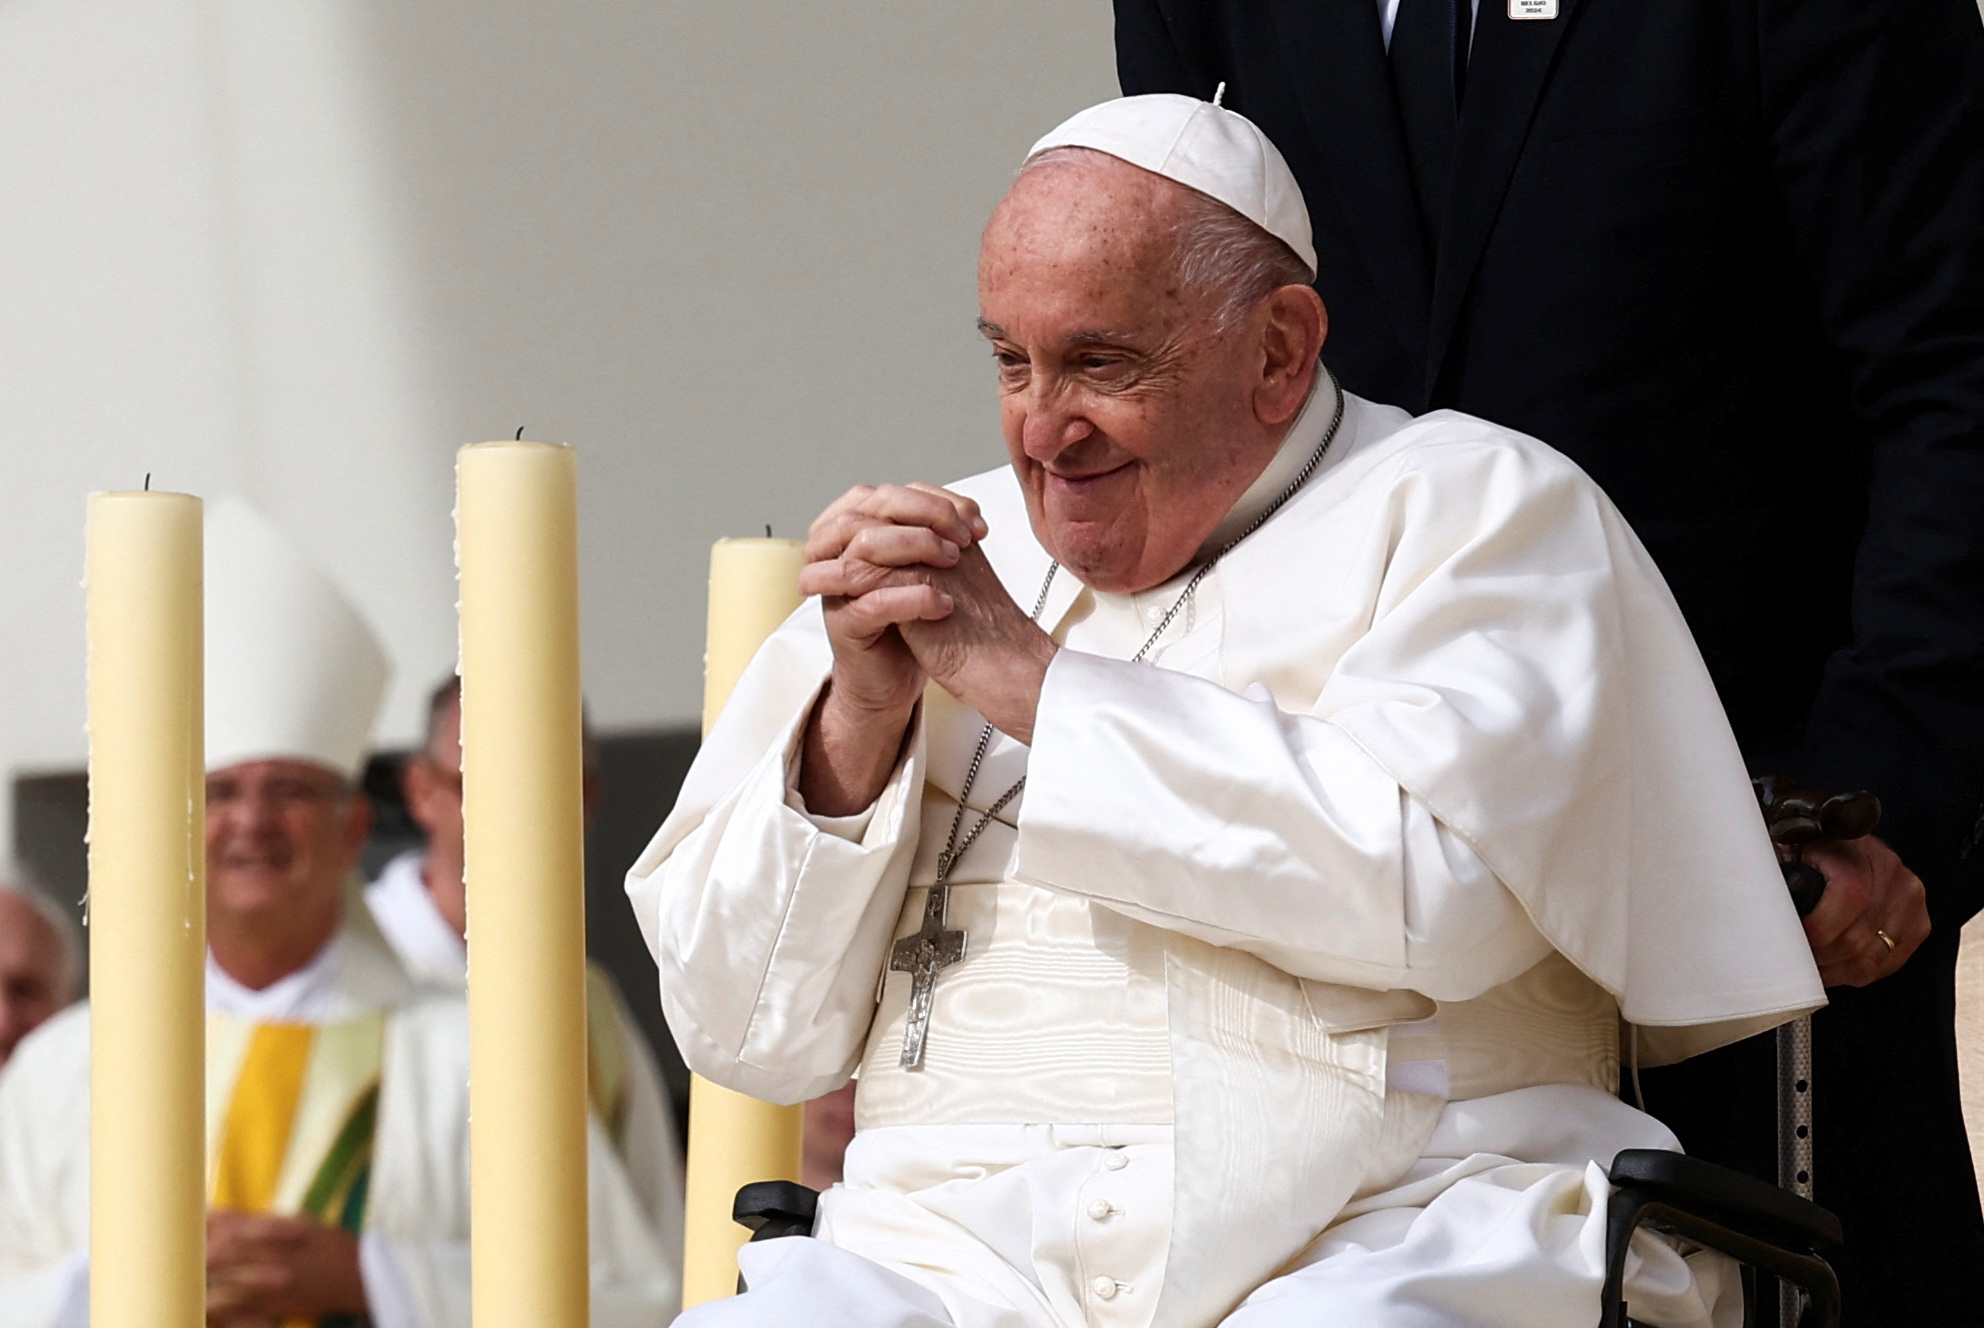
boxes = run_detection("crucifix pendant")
[888,869,967,1070]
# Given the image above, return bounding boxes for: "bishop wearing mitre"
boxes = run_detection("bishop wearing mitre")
[0,500,677,1327]
[629,97,1825,1327]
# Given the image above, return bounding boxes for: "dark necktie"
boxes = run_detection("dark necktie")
[1390,0,1465,243]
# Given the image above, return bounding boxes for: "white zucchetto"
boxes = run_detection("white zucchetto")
[1026,93,1318,277]
[204,497,390,779]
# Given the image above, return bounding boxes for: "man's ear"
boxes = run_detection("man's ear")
[401,757,439,836]
[1254,284,1328,427]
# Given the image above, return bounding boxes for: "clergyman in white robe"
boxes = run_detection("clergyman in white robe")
[366,848,688,1268]
[627,375,1825,1328]
[0,908,680,1328]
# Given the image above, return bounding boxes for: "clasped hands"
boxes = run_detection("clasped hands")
[799,483,1057,817]
[205,1209,367,1325]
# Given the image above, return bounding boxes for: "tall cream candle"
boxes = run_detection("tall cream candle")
[681,536,808,1309]
[457,441,590,1327]
[86,490,206,1328]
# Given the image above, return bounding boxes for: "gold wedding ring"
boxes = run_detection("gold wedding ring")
[1876,928,1897,953]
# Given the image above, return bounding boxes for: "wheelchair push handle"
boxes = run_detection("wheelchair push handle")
[1751,777,1881,916]
[733,1180,820,1243]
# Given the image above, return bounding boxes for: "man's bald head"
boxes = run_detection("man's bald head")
[0,880,80,1066]
[977,150,1327,593]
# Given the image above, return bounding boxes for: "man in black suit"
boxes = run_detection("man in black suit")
[1114,0,1984,1321]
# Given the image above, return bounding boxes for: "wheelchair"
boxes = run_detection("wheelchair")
[728,778,1859,1327]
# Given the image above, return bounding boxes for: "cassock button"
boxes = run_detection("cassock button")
[1091,1276,1119,1300]
[1102,1150,1129,1171]
[1087,1200,1113,1220]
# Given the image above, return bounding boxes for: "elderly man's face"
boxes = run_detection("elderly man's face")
[205,760,369,927]
[978,155,1317,593]
[0,893,68,1066]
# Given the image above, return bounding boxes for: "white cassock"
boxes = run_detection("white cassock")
[627,380,1825,1328]
[0,908,680,1328]
[365,850,689,1273]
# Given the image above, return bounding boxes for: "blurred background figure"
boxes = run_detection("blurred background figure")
[0,879,79,1069]
[369,674,855,1207]
[0,7,1116,1296]
[0,500,675,1327]
[367,675,688,1269]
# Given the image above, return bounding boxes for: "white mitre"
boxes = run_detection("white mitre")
[204,497,390,779]
[1027,92,1317,277]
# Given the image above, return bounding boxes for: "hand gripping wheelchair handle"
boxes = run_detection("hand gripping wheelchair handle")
[1602,1149,1842,1328]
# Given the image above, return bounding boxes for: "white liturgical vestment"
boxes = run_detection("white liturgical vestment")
[0,911,680,1328]
[628,383,1824,1328]
[365,850,688,1270]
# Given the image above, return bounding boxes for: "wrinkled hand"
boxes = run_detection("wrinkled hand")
[887,543,1057,744]
[1799,834,1929,987]
[206,1210,366,1324]
[796,482,1057,814]
[802,483,988,721]
[802,481,1054,741]
[796,484,988,814]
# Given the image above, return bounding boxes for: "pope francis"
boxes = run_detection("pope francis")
[629,96,1826,1327]
[0,500,677,1327]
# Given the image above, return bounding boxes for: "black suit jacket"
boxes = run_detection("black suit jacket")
[1117,0,1984,920]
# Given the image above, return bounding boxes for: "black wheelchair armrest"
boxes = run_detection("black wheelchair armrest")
[1602,1150,1841,1328]
[734,1180,821,1243]
[1610,1149,1841,1255]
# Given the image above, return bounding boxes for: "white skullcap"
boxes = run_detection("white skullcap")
[204,497,390,780]
[1026,92,1317,278]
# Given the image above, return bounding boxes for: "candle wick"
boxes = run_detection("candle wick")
[143,473,151,491]
[515,426,525,440]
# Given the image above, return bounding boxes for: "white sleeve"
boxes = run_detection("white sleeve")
[357,1234,435,1328]
[0,1014,93,1328]
[1018,651,1550,1001]
[581,1113,682,1326]
[359,1122,673,1328]
[0,1249,87,1328]
[638,690,925,1104]
[634,666,928,1103]
[359,1234,470,1328]
[603,989,686,1292]
[44,1254,87,1328]
[0,1253,81,1328]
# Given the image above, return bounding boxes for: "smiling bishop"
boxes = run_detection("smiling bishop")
[628,95,1825,1328]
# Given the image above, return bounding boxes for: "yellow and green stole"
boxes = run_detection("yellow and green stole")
[206,1011,386,1328]
[583,963,629,1133]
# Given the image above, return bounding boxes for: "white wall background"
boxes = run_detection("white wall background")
[0,0,1117,848]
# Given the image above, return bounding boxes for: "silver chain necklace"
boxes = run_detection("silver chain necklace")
[887,375,1346,1069]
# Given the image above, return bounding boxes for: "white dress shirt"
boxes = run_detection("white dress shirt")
[1377,0,1484,49]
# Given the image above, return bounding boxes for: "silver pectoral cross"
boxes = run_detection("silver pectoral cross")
[887,860,967,1070]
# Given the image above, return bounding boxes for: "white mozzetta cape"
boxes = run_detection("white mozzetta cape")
[0,916,678,1328]
[629,389,1822,1327]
